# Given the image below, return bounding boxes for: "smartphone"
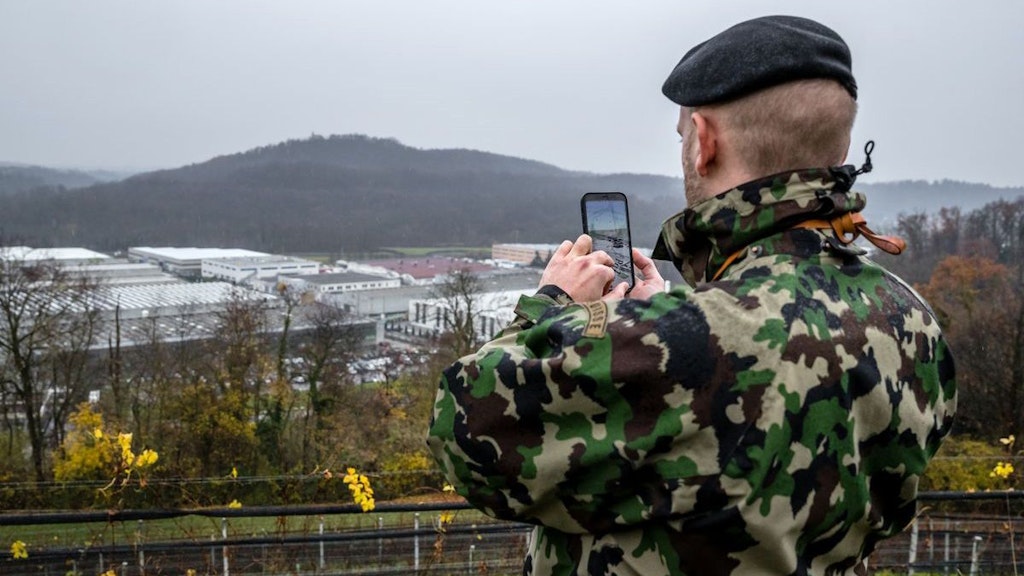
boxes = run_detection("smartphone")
[581,192,635,290]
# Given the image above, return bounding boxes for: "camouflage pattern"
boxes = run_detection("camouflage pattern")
[427,169,957,575]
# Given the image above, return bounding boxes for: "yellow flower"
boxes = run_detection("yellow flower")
[136,449,159,468]
[342,467,375,512]
[93,428,104,440]
[10,540,27,559]
[186,570,197,576]
[230,466,238,479]
[117,432,135,466]
[1000,435,1016,446]
[227,499,242,509]
[442,483,455,494]
[437,510,455,532]
[991,461,1015,479]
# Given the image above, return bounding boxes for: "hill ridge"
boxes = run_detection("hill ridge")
[1,134,1021,252]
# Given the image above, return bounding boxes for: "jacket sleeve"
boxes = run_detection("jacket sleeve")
[426,288,722,534]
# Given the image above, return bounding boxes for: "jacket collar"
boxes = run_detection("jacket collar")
[652,168,867,285]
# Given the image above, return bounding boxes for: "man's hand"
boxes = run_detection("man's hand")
[539,235,616,302]
[601,248,666,300]
[623,248,666,300]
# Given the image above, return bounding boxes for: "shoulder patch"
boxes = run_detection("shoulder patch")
[582,301,608,338]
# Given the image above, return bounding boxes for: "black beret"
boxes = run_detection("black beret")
[662,15,857,107]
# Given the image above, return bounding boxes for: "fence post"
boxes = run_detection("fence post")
[969,535,982,576]
[954,518,962,576]
[137,519,145,575]
[377,516,384,566]
[414,512,421,572]
[222,517,230,576]
[943,517,950,576]
[469,544,476,575]
[210,534,216,571]
[928,517,934,568]
[908,519,918,575]
[319,516,325,571]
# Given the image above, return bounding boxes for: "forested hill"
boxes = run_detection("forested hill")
[0,134,1021,254]
[859,179,1024,227]
[0,163,128,196]
[0,135,680,253]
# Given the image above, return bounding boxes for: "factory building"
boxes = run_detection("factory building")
[128,247,269,278]
[201,255,319,283]
[1,246,111,266]
[281,271,401,295]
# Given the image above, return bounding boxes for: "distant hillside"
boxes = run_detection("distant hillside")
[1,135,1020,252]
[0,135,679,253]
[858,179,1024,227]
[0,163,128,196]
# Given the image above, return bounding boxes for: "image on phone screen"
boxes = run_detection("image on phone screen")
[581,192,634,289]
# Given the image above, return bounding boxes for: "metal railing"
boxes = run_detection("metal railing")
[2,491,1023,575]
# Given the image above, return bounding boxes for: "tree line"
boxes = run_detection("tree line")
[875,199,1024,445]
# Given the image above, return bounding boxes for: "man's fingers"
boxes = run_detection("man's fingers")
[590,249,614,268]
[554,240,573,258]
[633,248,662,281]
[570,234,593,257]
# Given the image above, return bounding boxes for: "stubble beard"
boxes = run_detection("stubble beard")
[682,145,704,208]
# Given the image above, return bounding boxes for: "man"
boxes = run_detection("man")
[427,15,956,575]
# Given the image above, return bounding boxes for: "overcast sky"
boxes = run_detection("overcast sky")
[2,1,1022,186]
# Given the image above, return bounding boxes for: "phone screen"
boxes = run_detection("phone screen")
[581,192,634,290]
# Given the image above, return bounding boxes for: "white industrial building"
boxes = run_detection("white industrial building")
[202,255,319,283]
[2,247,180,285]
[128,247,270,278]
[67,261,179,285]
[281,271,401,295]
[1,246,111,265]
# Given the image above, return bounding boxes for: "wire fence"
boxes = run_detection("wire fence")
[2,492,1023,575]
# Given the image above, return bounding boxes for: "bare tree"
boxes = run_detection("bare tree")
[297,302,363,471]
[213,289,271,405]
[0,252,101,481]
[431,267,484,360]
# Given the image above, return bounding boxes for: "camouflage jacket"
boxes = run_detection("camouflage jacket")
[427,169,957,575]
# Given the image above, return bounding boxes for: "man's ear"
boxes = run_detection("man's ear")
[692,111,717,177]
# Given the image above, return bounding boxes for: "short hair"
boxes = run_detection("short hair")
[703,79,858,175]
